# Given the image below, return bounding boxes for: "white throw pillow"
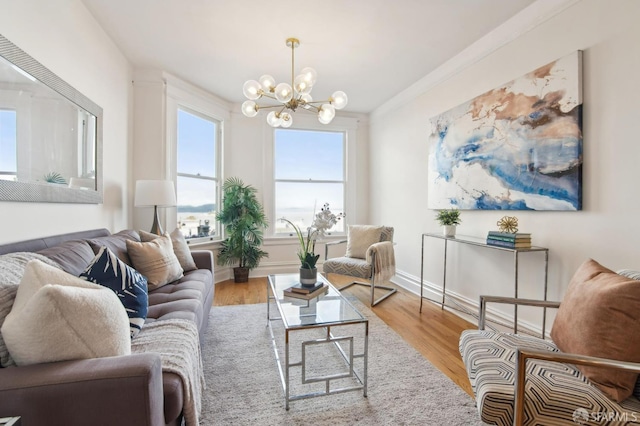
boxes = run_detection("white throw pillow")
[1,260,131,366]
[346,225,384,259]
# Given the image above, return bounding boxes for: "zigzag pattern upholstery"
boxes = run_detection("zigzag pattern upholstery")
[323,256,371,278]
[460,330,640,425]
[323,226,394,278]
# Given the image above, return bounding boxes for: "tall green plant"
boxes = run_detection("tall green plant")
[216,177,268,269]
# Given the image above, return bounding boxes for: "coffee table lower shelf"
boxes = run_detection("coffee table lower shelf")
[266,274,368,410]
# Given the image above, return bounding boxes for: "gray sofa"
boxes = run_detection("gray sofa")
[0,228,214,426]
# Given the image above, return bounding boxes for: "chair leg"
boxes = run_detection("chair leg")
[336,277,397,306]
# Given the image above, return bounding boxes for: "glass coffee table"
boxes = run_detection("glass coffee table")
[267,273,368,409]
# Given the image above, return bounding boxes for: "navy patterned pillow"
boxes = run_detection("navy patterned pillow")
[80,246,148,337]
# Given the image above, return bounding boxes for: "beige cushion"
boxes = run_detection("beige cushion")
[550,259,640,402]
[126,234,184,290]
[1,260,131,366]
[139,228,197,272]
[346,225,384,259]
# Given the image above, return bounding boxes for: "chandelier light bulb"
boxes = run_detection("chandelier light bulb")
[294,75,312,94]
[259,74,276,92]
[299,67,317,86]
[318,104,336,124]
[267,111,283,127]
[299,93,313,109]
[330,91,348,110]
[242,80,262,100]
[280,112,293,128]
[274,82,293,103]
[241,100,258,118]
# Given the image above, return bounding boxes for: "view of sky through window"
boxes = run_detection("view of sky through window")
[274,129,345,234]
[176,108,218,239]
[0,109,17,180]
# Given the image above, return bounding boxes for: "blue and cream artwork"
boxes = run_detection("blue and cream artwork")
[80,246,149,337]
[428,51,583,210]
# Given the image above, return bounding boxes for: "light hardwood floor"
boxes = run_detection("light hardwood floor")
[213,273,477,396]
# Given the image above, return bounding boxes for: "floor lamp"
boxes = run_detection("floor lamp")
[135,180,176,235]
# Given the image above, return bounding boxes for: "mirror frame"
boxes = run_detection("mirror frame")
[0,33,103,204]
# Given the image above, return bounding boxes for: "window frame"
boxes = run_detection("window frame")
[263,114,358,239]
[166,77,227,245]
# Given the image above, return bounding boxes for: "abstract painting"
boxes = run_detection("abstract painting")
[428,51,583,210]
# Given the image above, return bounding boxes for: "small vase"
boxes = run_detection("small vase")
[299,267,318,286]
[443,225,456,238]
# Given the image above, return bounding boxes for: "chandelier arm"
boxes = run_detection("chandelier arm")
[260,93,278,101]
[291,37,295,95]
[255,104,286,110]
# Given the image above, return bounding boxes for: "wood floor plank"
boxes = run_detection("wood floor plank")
[213,273,476,397]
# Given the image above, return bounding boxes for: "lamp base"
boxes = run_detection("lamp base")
[150,205,164,235]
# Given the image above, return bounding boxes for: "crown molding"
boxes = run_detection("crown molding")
[370,0,581,122]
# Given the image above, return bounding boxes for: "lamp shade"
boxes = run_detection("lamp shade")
[135,180,176,207]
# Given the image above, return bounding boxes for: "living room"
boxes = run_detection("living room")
[1,0,639,424]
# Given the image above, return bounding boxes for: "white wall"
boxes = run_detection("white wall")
[0,0,132,243]
[369,0,640,331]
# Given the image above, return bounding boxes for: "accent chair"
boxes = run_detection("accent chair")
[323,225,397,306]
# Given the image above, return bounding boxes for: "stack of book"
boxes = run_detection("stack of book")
[283,282,329,300]
[486,231,532,249]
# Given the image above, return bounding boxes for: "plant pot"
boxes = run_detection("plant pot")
[299,267,318,286]
[443,225,456,238]
[233,267,249,283]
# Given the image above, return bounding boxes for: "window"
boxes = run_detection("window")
[273,129,345,234]
[176,107,220,241]
[0,109,17,181]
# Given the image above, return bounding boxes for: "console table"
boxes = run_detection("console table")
[419,233,549,333]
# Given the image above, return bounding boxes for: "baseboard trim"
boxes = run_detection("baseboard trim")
[214,263,547,337]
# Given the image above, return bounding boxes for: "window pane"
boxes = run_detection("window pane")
[176,176,217,239]
[177,109,216,177]
[275,182,344,234]
[274,129,344,181]
[0,110,17,180]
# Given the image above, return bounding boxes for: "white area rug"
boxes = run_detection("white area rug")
[199,298,482,425]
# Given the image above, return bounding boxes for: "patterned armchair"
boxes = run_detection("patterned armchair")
[459,261,640,426]
[323,225,397,306]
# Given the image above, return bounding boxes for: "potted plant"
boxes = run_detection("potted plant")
[216,177,269,282]
[436,208,461,237]
[281,203,344,286]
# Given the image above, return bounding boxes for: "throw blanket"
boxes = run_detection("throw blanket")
[366,241,395,283]
[131,319,205,426]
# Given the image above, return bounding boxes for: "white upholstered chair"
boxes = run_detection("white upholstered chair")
[323,225,397,306]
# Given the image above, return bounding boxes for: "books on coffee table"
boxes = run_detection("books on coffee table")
[287,281,324,294]
[283,284,329,301]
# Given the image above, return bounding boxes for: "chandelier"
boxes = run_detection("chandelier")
[241,38,348,128]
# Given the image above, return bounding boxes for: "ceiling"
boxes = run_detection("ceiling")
[81,0,536,114]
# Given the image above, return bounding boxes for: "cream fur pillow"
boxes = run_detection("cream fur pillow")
[346,225,384,259]
[126,234,184,290]
[1,260,131,366]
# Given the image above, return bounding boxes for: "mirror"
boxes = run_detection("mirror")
[0,33,102,203]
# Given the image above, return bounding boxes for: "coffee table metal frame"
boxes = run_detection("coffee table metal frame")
[267,274,369,410]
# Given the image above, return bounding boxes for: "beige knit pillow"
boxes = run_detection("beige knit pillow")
[346,225,384,259]
[126,234,183,290]
[139,229,197,272]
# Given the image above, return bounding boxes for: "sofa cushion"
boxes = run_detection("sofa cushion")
[1,260,131,366]
[0,253,60,367]
[80,246,149,337]
[37,239,96,276]
[323,256,372,279]
[88,229,140,266]
[139,229,197,272]
[346,225,384,259]
[550,259,640,402]
[126,235,183,290]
